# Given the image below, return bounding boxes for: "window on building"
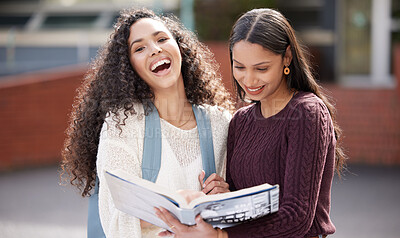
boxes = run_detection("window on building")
[41,15,99,29]
[338,0,371,75]
[0,16,31,29]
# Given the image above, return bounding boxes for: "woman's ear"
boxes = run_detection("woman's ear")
[284,45,293,66]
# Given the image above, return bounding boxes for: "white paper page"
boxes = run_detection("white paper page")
[105,171,183,231]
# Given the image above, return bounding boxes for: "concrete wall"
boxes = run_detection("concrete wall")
[0,43,399,171]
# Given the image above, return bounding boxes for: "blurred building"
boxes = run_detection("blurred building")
[1,0,398,84]
[0,0,399,170]
[0,0,180,76]
[278,0,398,87]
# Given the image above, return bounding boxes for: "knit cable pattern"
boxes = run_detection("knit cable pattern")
[226,92,335,238]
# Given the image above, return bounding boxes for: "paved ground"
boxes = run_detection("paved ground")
[0,164,399,238]
[330,164,400,237]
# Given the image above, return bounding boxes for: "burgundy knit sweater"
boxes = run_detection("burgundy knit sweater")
[225,92,336,238]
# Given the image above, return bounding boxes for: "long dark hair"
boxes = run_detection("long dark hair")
[229,8,346,175]
[61,8,233,197]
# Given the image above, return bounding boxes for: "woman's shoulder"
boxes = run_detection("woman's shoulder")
[231,103,256,120]
[288,91,331,123]
[103,102,145,133]
[291,91,328,113]
[200,104,232,124]
[104,102,145,121]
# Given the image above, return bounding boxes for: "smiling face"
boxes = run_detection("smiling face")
[128,18,183,94]
[232,40,291,103]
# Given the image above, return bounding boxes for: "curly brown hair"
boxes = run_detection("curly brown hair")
[61,8,233,197]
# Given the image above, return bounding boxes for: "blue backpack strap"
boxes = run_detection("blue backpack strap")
[87,176,106,238]
[192,105,216,178]
[141,102,162,182]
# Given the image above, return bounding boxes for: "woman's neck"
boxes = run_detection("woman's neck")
[260,83,294,119]
[153,82,195,129]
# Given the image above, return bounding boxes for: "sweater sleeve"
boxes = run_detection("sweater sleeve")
[226,101,333,238]
[96,111,144,238]
[226,113,237,192]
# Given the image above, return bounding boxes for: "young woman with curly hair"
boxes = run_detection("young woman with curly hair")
[156,8,347,238]
[61,8,233,237]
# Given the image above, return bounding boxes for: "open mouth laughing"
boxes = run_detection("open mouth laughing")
[150,58,171,75]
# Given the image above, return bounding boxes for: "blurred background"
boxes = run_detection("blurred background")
[0,0,399,237]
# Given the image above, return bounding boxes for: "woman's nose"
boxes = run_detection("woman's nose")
[150,43,162,56]
[243,71,256,86]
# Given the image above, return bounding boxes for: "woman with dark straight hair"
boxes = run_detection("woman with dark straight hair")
[156,8,346,238]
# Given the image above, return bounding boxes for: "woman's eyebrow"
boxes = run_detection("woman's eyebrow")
[253,61,271,66]
[129,31,165,50]
[233,59,271,66]
[233,59,243,65]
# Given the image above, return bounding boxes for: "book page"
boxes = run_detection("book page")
[106,169,188,207]
[104,170,188,230]
[188,183,276,208]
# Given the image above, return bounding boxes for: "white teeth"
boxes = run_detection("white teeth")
[151,59,171,71]
[247,86,264,92]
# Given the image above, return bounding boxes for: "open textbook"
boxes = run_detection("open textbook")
[104,169,279,231]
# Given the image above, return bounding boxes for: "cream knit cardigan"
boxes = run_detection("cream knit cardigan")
[96,103,231,238]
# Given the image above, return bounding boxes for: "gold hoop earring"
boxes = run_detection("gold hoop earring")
[284,66,290,75]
